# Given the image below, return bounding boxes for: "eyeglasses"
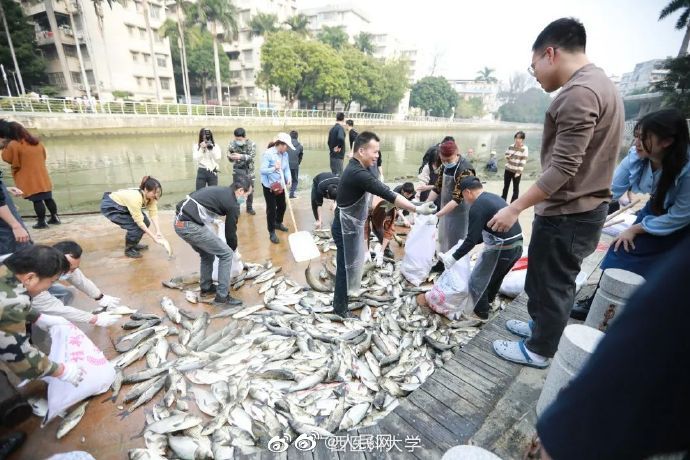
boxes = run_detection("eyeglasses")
[528,47,557,76]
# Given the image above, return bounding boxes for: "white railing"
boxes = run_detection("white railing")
[0,96,491,125]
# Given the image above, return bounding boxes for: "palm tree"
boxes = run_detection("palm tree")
[284,14,309,36]
[141,0,162,101]
[659,0,690,56]
[354,32,375,55]
[249,12,278,37]
[160,18,196,106]
[475,66,498,83]
[317,25,348,50]
[187,0,238,104]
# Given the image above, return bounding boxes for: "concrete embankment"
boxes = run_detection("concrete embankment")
[7,112,543,137]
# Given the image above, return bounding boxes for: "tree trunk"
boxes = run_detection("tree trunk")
[679,22,690,57]
[176,2,191,110]
[201,76,207,104]
[67,8,92,104]
[75,0,103,101]
[212,24,222,105]
[0,0,25,94]
[142,0,162,101]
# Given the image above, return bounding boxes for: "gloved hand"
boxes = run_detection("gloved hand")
[415,202,437,215]
[439,251,457,270]
[92,312,119,327]
[34,314,70,331]
[374,250,384,267]
[55,363,85,387]
[97,294,120,309]
[365,251,373,263]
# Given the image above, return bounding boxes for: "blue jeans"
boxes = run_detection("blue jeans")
[290,168,299,195]
[48,284,74,305]
[100,193,149,244]
[331,209,348,316]
[174,219,233,298]
[0,182,31,254]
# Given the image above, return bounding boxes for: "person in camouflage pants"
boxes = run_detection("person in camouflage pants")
[227,127,257,215]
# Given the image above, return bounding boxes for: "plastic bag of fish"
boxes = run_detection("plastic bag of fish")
[425,241,473,320]
[42,322,115,423]
[400,214,438,286]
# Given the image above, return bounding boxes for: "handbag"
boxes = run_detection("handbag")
[270,181,284,195]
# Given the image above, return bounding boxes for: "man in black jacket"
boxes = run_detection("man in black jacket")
[327,112,346,175]
[174,176,252,307]
[311,172,339,229]
[287,130,304,199]
[345,119,358,152]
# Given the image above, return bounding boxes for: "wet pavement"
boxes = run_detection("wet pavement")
[2,182,536,460]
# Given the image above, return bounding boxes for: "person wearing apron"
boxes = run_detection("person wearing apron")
[174,177,252,307]
[438,177,523,321]
[332,131,436,317]
[425,140,476,255]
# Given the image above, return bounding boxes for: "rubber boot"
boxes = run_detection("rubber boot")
[124,240,142,258]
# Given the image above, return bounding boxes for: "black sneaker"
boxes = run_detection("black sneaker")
[124,247,142,259]
[269,232,280,244]
[32,221,48,229]
[200,285,217,297]
[275,223,289,232]
[134,243,149,251]
[213,294,242,307]
[47,215,61,225]
[247,209,256,215]
[570,296,593,320]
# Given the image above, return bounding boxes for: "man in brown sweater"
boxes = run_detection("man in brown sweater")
[488,18,624,367]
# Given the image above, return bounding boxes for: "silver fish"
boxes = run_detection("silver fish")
[56,400,88,439]
[160,297,182,323]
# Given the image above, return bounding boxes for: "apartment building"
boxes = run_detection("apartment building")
[448,79,500,120]
[21,0,176,101]
[618,59,669,96]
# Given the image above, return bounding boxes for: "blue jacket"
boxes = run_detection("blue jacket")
[610,146,657,200]
[260,147,291,189]
[639,148,690,236]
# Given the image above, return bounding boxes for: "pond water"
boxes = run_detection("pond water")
[3,127,545,214]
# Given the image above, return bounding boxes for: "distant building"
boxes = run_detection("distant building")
[21,0,176,101]
[618,59,669,96]
[448,79,500,120]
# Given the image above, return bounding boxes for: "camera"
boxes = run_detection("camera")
[204,129,214,149]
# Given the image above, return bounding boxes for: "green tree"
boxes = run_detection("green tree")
[455,96,485,118]
[367,58,410,113]
[656,55,690,115]
[0,0,46,93]
[475,66,498,83]
[353,32,375,55]
[284,14,310,36]
[341,45,380,110]
[317,26,348,50]
[257,31,303,105]
[249,12,278,37]
[497,87,551,122]
[160,17,201,101]
[659,0,690,57]
[410,76,458,117]
[185,28,230,104]
[300,40,349,110]
[187,0,238,103]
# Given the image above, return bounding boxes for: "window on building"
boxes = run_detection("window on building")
[127,25,135,37]
[242,50,253,62]
[143,53,150,63]
[160,77,170,90]
[135,76,143,86]
[86,70,95,85]
[243,69,253,80]
[131,51,139,62]
[147,78,154,87]
[230,70,240,79]
[154,31,163,43]
[240,11,250,26]
[149,4,160,18]
[134,0,143,13]
[71,72,82,84]
[48,72,67,89]
[63,45,77,58]
[139,28,146,39]
[156,55,167,67]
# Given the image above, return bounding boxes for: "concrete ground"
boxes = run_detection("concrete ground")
[1,181,536,459]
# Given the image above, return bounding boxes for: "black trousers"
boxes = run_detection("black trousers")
[195,167,218,190]
[331,209,348,316]
[524,203,607,357]
[474,245,522,319]
[290,168,299,195]
[330,157,343,175]
[502,170,522,203]
[262,185,286,233]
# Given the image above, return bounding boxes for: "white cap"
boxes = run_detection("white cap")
[276,132,296,150]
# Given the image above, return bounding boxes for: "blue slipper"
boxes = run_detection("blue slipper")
[492,339,550,369]
[506,319,533,338]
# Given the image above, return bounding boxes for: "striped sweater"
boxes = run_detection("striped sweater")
[505,144,528,175]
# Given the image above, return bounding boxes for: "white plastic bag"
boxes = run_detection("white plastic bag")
[499,267,588,298]
[400,214,438,286]
[42,324,115,423]
[211,222,244,281]
[425,240,472,319]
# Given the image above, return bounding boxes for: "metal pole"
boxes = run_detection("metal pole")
[0,0,25,94]
[0,64,12,96]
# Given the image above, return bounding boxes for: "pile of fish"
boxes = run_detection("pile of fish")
[66,233,482,459]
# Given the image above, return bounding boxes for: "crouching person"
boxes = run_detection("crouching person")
[437,177,523,321]
[174,176,252,307]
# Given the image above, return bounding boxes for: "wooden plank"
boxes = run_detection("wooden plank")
[459,341,519,376]
[418,375,485,428]
[393,399,462,450]
[356,425,391,460]
[426,367,491,410]
[405,386,476,438]
[441,357,501,397]
[452,349,511,380]
[426,369,485,414]
[376,410,439,459]
[286,443,315,460]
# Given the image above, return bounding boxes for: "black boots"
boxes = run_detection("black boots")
[47,215,61,225]
[32,220,48,229]
[125,240,143,258]
[269,232,279,244]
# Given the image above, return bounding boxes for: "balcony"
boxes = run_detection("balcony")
[23,0,70,17]
[35,28,83,46]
